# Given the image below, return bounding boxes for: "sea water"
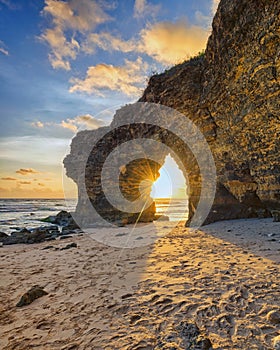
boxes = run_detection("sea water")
[0,198,188,234]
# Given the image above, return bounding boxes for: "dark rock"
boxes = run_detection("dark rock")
[60,242,77,250]
[42,245,54,250]
[59,235,73,240]
[42,211,79,229]
[16,285,48,307]
[271,210,280,222]
[19,228,31,234]
[267,310,280,324]
[0,232,8,240]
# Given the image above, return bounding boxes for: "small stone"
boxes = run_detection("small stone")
[16,286,48,307]
[267,310,280,324]
[273,335,280,350]
[60,242,77,250]
[42,245,54,250]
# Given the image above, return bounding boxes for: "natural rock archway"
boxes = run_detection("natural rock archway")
[64,0,280,226]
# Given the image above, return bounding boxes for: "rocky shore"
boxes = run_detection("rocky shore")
[0,211,82,246]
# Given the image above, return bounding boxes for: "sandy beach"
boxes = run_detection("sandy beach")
[0,218,279,349]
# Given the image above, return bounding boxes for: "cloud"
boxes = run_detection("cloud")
[139,20,208,65]
[69,57,148,96]
[211,0,220,15]
[133,0,161,19]
[31,121,44,128]
[0,40,9,55]
[30,114,105,133]
[41,0,112,70]
[61,114,105,132]
[16,168,39,175]
[60,120,78,132]
[1,177,17,180]
[84,20,208,67]
[0,0,20,10]
[18,181,32,185]
[84,32,136,54]
[38,183,45,186]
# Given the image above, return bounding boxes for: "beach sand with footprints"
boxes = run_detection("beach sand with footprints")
[0,218,279,349]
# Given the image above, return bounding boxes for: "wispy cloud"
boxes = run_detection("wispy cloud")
[40,0,112,70]
[31,114,105,133]
[0,40,9,55]
[18,181,32,185]
[16,168,39,175]
[133,0,161,19]
[0,0,20,10]
[70,57,148,96]
[83,32,136,54]
[1,177,17,180]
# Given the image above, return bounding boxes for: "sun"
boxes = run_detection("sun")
[151,154,187,199]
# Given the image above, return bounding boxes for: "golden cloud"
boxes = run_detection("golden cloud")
[139,20,208,65]
[69,57,148,96]
[1,177,17,180]
[82,19,208,69]
[18,181,32,185]
[16,168,39,175]
[61,120,78,132]
[31,121,44,128]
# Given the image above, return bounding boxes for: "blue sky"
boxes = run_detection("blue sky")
[0,0,218,198]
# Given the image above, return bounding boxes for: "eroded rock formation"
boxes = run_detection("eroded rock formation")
[64,0,280,226]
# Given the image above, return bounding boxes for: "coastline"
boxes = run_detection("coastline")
[0,218,279,349]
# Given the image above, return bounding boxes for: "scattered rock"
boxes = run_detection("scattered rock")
[267,310,280,324]
[42,245,54,250]
[42,210,79,229]
[59,235,73,240]
[60,242,77,250]
[16,285,48,307]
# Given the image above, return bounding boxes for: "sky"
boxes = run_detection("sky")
[0,0,219,198]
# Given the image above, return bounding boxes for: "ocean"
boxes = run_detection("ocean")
[0,198,188,234]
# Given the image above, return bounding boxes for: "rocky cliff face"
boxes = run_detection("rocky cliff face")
[64,0,280,226]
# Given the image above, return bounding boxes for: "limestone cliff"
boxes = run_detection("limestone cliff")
[140,0,280,222]
[64,0,280,226]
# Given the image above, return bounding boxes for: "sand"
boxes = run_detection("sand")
[0,218,279,349]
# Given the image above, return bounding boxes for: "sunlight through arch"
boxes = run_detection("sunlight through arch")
[151,154,189,222]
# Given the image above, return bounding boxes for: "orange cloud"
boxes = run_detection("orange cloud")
[139,20,208,65]
[18,181,31,185]
[70,57,148,96]
[16,168,39,175]
[37,183,45,186]
[1,177,17,180]
[61,120,78,132]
